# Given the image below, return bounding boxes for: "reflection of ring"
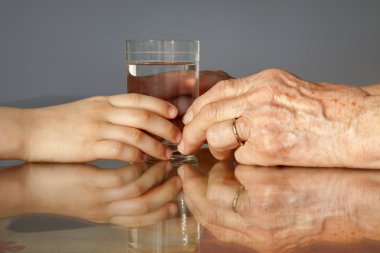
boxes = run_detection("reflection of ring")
[232,185,245,213]
[232,118,245,146]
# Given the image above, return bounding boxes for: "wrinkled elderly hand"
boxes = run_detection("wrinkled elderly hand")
[0,162,181,227]
[179,163,380,253]
[179,68,379,167]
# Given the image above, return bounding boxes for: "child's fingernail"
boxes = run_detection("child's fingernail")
[182,111,193,124]
[165,148,172,159]
[168,106,178,118]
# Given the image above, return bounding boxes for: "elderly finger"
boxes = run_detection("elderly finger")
[183,76,253,125]
[179,97,246,155]
[179,164,245,231]
[207,162,241,208]
[206,118,249,160]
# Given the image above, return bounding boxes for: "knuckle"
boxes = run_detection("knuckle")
[128,128,144,143]
[128,184,144,197]
[90,95,108,103]
[105,173,124,187]
[206,128,221,146]
[206,184,222,202]
[203,210,217,225]
[125,219,144,228]
[129,166,143,179]
[204,208,225,226]
[153,142,167,157]
[212,229,232,243]
[203,102,219,121]
[260,68,286,77]
[238,196,255,217]
[135,110,151,123]
[215,80,233,96]
[126,93,142,104]
[236,117,250,142]
[135,201,150,214]
[107,142,124,158]
[86,97,109,116]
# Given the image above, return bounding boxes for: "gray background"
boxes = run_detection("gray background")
[0,0,379,107]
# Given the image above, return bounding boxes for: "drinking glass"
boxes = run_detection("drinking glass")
[126,39,199,164]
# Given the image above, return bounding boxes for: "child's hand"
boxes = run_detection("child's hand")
[24,94,181,162]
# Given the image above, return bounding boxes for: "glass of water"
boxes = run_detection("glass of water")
[126,39,199,164]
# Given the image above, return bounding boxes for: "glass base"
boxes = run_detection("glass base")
[145,141,198,167]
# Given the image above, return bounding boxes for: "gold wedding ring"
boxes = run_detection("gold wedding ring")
[232,118,245,146]
[232,184,245,213]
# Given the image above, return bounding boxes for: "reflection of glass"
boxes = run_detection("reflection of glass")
[126,39,199,165]
[127,162,200,253]
[127,217,200,253]
[178,191,201,249]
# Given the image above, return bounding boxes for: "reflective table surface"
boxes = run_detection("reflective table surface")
[1,149,380,253]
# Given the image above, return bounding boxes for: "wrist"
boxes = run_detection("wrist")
[0,165,31,218]
[360,84,380,95]
[348,95,380,168]
[0,107,31,160]
[343,172,380,239]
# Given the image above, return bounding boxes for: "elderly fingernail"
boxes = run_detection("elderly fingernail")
[175,131,182,143]
[182,111,193,124]
[168,106,178,118]
[178,141,185,153]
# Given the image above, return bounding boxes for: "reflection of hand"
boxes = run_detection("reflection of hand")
[23,94,181,162]
[1,162,181,227]
[179,163,380,253]
[0,241,25,253]
[179,68,375,167]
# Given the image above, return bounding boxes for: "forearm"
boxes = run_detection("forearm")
[0,107,30,160]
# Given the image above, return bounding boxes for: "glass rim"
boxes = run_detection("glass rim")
[126,39,199,55]
[126,39,199,43]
